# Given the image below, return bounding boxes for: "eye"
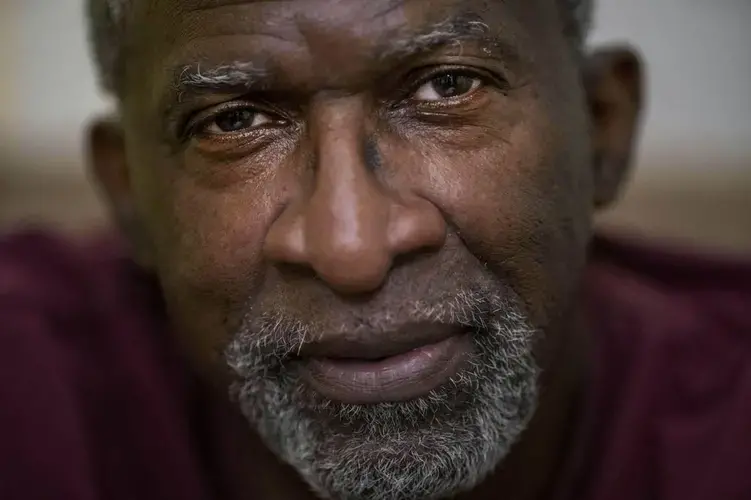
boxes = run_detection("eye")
[412,71,483,102]
[201,107,273,135]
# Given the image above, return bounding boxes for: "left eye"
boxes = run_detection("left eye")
[412,72,483,102]
[202,107,272,135]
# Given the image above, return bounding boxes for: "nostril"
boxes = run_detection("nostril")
[273,261,319,281]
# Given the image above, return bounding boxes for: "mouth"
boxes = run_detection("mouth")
[297,324,473,404]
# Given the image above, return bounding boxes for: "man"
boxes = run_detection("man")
[1,0,749,499]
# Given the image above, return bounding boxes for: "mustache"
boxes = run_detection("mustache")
[225,287,524,377]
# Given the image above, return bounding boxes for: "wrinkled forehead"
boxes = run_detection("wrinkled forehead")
[132,0,560,47]
[137,0,522,34]
[122,0,562,107]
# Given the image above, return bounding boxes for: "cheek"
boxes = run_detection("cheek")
[163,185,269,291]
[392,105,591,326]
[132,157,282,378]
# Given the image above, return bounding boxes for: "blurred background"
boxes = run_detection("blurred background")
[1,0,749,253]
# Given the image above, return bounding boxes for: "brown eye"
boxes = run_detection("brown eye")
[203,107,272,135]
[413,72,483,101]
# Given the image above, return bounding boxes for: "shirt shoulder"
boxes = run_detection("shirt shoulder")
[0,229,120,321]
[586,234,751,378]
[0,230,122,498]
[0,230,206,500]
[588,234,751,329]
[581,235,751,500]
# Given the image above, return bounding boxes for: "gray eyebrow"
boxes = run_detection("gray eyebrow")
[175,61,267,92]
[379,14,494,60]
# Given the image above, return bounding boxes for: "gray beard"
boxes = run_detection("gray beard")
[225,289,540,500]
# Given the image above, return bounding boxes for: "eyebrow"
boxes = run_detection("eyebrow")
[174,61,267,93]
[378,12,496,60]
[169,12,515,98]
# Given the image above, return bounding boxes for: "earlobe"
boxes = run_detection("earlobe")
[87,116,154,268]
[584,46,645,209]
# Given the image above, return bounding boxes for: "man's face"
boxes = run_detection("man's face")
[91,0,641,498]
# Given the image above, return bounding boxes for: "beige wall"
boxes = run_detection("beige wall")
[0,1,18,127]
[596,157,751,254]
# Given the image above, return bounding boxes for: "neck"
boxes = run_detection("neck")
[199,388,314,500]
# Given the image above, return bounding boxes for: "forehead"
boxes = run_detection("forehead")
[136,0,557,45]
[123,0,563,108]
[147,0,511,32]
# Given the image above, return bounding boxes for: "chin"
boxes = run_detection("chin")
[226,295,541,500]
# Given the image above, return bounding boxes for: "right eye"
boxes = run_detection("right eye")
[198,106,274,135]
[412,71,484,102]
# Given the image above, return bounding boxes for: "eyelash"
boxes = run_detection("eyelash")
[180,101,278,141]
[401,65,508,102]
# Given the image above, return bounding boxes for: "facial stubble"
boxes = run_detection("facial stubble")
[225,289,540,500]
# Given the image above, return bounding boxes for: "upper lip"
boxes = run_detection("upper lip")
[298,322,466,360]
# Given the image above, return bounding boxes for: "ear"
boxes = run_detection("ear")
[583,46,645,209]
[87,116,154,268]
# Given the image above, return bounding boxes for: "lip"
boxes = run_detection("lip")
[298,322,466,360]
[299,332,472,404]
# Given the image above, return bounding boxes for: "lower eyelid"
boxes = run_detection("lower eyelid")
[199,119,289,141]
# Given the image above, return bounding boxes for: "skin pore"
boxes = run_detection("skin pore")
[88,0,643,498]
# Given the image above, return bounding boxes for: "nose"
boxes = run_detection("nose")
[264,98,446,294]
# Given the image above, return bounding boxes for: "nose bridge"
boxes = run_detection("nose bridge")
[304,96,393,291]
[263,96,448,294]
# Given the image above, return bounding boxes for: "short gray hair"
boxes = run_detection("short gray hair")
[88,0,593,94]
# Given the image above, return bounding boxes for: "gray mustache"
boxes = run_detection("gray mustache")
[225,288,521,376]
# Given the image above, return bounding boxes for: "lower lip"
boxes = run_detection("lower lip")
[299,335,472,404]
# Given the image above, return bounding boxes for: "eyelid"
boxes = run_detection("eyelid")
[404,65,508,98]
[182,100,277,140]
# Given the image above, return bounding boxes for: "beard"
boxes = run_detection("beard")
[225,288,540,500]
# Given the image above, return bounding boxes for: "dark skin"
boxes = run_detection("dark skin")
[89,0,643,498]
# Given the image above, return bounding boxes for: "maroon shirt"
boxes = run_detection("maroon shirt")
[1,230,749,500]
